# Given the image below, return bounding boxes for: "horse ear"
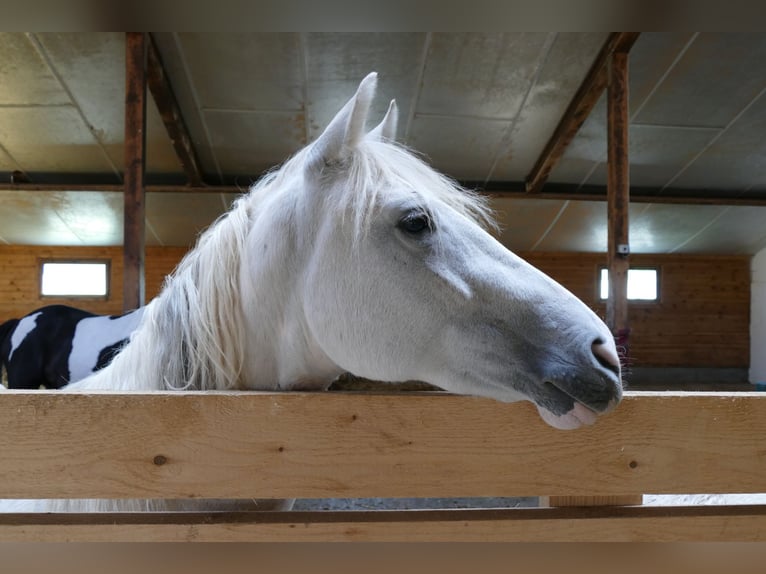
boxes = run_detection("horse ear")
[308,72,378,170]
[369,99,398,142]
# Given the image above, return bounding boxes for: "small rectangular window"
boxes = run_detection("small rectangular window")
[40,261,109,297]
[600,268,658,301]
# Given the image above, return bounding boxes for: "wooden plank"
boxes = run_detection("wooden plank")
[606,51,631,340]
[525,32,640,194]
[123,32,147,312]
[0,506,765,542]
[146,34,204,187]
[0,392,765,500]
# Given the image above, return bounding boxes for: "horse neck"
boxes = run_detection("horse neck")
[237,194,344,390]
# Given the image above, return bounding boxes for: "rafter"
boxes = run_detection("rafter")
[525,32,641,194]
[146,33,205,187]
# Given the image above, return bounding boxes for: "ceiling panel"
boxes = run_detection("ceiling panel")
[408,115,510,181]
[176,33,303,111]
[37,32,181,177]
[627,32,698,114]
[634,33,766,128]
[203,109,305,178]
[0,191,84,245]
[672,206,766,253]
[0,33,765,255]
[490,33,608,181]
[585,124,718,188]
[0,33,69,106]
[492,197,568,252]
[670,91,766,192]
[44,191,123,245]
[533,201,608,252]
[629,203,728,253]
[0,106,116,179]
[0,145,19,173]
[147,192,228,246]
[417,33,550,119]
[305,33,425,142]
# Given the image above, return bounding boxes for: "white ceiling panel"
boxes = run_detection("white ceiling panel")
[1,32,766,254]
[0,33,70,106]
[417,33,550,119]
[408,115,510,181]
[147,192,229,246]
[630,203,728,253]
[175,33,304,112]
[533,201,608,252]
[492,197,569,252]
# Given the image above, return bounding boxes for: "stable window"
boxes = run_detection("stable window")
[40,261,109,297]
[599,268,658,301]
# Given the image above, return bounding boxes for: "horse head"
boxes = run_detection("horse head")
[279,72,623,430]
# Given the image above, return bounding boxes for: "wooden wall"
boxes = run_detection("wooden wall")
[523,252,751,369]
[0,246,751,369]
[0,245,186,322]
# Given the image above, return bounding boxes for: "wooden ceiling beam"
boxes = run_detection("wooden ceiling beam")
[146,33,205,187]
[4,182,766,206]
[525,32,641,194]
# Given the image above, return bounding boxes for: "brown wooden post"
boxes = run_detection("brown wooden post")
[606,51,630,349]
[545,49,641,511]
[123,32,147,312]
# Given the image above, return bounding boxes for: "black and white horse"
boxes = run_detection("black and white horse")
[0,304,144,389]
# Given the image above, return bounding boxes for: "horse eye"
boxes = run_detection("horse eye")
[398,213,432,234]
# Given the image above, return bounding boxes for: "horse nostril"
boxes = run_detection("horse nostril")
[591,338,621,377]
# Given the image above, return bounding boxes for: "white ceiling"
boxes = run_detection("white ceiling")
[1,33,765,253]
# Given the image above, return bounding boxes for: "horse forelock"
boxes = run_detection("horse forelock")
[283,137,497,242]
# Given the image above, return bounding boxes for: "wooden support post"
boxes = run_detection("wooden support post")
[606,51,630,342]
[546,50,639,512]
[123,32,147,312]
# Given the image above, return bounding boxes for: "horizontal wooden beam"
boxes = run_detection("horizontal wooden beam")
[525,32,641,194]
[1,505,765,542]
[3,182,766,206]
[0,391,764,500]
[0,183,246,194]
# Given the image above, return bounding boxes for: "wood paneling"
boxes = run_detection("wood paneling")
[523,252,751,368]
[0,247,751,368]
[0,245,185,321]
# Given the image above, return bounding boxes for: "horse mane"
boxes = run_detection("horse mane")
[72,134,496,392]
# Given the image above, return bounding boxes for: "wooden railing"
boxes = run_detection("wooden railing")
[0,390,765,541]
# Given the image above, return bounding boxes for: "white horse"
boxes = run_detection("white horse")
[3,73,623,512]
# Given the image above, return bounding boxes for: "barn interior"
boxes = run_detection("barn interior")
[1,32,765,391]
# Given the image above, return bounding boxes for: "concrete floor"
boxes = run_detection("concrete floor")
[293,497,538,510]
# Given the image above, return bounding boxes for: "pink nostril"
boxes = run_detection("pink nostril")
[592,338,621,377]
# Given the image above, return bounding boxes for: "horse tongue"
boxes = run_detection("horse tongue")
[536,402,598,430]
